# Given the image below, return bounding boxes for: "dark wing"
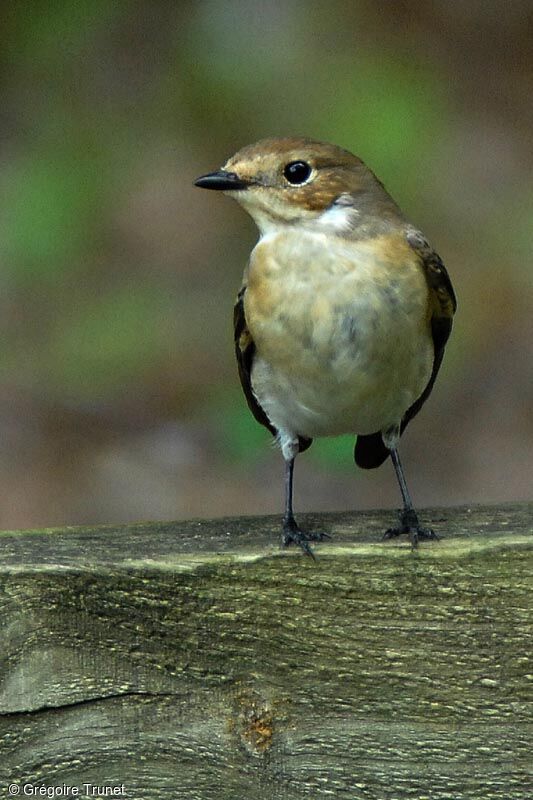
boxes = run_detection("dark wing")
[234,285,276,436]
[233,286,312,453]
[354,230,457,469]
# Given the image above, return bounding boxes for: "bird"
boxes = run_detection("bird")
[195,137,456,555]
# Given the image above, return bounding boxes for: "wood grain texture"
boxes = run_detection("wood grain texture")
[0,504,531,799]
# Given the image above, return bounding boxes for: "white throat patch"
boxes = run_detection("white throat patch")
[317,202,358,233]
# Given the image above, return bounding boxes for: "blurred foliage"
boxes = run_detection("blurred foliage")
[45,285,172,398]
[0,0,532,527]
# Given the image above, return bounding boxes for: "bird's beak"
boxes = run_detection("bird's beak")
[194,170,251,191]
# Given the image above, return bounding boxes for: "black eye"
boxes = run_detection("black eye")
[283,160,312,185]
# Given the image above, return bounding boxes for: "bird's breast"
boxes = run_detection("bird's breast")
[244,229,434,437]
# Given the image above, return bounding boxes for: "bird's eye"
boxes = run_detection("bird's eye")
[283,161,312,185]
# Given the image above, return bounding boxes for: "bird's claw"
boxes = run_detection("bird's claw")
[383,508,438,548]
[282,516,330,557]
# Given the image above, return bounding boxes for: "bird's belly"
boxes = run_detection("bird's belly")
[252,348,430,438]
[246,246,433,438]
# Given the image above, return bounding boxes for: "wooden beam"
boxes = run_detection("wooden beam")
[0,504,531,798]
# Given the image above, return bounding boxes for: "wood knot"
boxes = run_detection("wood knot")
[232,689,275,754]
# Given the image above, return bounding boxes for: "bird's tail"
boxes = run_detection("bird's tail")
[354,432,391,469]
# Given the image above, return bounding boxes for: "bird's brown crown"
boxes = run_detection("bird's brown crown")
[224,137,372,211]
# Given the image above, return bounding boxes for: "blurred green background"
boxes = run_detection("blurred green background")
[0,0,532,529]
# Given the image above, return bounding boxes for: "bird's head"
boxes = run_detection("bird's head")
[195,137,399,236]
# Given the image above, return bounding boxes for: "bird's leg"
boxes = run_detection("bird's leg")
[281,456,308,546]
[384,446,438,547]
[281,451,329,557]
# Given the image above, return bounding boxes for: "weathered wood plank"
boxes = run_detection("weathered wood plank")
[0,504,531,799]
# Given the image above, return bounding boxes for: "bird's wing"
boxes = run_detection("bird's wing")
[233,285,312,452]
[234,285,276,436]
[354,229,457,469]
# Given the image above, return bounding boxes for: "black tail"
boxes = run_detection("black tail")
[354,432,390,469]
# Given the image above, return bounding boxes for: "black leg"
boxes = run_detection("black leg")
[384,448,438,547]
[281,457,329,557]
[283,457,296,528]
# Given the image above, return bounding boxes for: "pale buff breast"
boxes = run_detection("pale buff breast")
[244,229,434,438]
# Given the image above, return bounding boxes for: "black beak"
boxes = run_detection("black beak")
[194,170,250,191]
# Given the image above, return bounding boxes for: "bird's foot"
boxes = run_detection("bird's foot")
[281,515,330,558]
[383,508,438,548]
